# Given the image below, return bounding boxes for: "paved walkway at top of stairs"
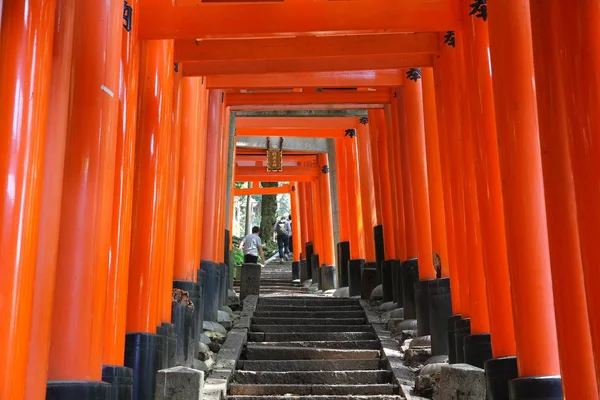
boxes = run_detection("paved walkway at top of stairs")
[227,261,403,399]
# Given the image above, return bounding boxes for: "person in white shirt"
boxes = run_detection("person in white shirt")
[239,226,265,264]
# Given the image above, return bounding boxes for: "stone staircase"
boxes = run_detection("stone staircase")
[226,296,402,399]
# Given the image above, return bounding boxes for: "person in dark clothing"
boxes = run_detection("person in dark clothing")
[274,216,291,262]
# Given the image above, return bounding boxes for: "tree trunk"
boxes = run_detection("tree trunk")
[260,182,279,243]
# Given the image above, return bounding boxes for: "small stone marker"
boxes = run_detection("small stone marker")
[240,263,261,300]
[155,366,203,400]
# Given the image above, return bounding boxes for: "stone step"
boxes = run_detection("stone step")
[247,331,378,342]
[237,359,383,372]
[238,285,308,291]
[228,384,396,396]
[253,310,366,318]
[252,317,367,326]
[235,279,294,284]
[228,396,401,400]
[244,346,380,360]
[234,370,392,385]
[250,324,373,333]
[258,298,360,306]
[256,305,363,312]
[247,340,380,350]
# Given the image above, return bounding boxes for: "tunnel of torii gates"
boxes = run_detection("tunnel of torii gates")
[3,0,600,399]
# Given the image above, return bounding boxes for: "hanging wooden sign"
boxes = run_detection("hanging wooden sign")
[266,137,284,172]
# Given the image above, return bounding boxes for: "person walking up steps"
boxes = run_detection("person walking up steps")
[274,216,291,263]
[239,226,265,264]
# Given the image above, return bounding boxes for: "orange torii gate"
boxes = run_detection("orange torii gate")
[5,0,600,398]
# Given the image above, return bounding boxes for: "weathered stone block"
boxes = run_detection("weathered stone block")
[155,366,203,400]
[437,364,486,400]
[240,263,261,300]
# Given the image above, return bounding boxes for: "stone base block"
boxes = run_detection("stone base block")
[240,263,261,301]
[437,364,485,400]
[155,367,203,400]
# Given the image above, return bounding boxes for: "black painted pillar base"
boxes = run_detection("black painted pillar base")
[102,365,133,400]
[485,357,519,400]
[381,260,394,302]
[311,253,320,286]
[124,333,163,400]
[391,259,403,305]
[348,258,365,297]
[219,262,228,308]
[361,262,377,299]
[509,376,563,400]
[428,278,453,356]
[337,241,351,287]
[173,279,202,359]
[447,315,462,364]
[200,261,221,322]
[454,317,471,364]
[321,265,336,290]
[171,303,195,367]
[373,225,385,285]
[292,261,300,281]
[401,258,419,319]
[305,242,314,281]
[299,259,309,282]
[415,279,432,337]
[196,270,206,331]
[464,333,493,368]
[161,322,177,367]
[47,381,110,400]
[155,325,169,369]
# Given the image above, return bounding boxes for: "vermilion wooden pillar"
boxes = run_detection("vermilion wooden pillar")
[459,11,517,361]
[160,66,183,323]
[402,73,435,280]
[310,180,324,260]
[290,182,302,261]
[356,119,378,262]
[550,1,600,392]
[298,182,311,249]
[384,106,404,260]
[421,69,449,275]
[487,0,562,391]
[373,109,396,260]
[47,0,121,394]
[200,90,224,263]
[432,43,461,311]
[530,1,598,397]
[368,111,383,227]
[102,0,140,368]
[0,0,56,397]
[318,153,336,266]
[125,39,174,399]
[434,37,470,318]
[335,139,351,244]
[392,97,416,260]
[25,1,74,398]
[127,39,174,332]
[215,107,231,262]
[457,27,491,340]
[344,138,366,260]
[174,78,208,280]
[304,182,316,247]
